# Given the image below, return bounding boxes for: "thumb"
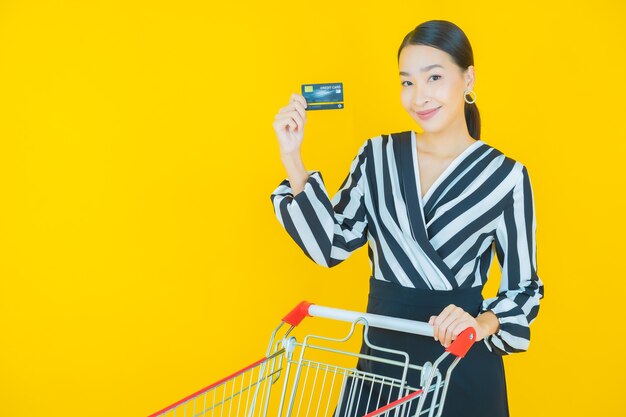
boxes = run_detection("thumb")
[428,316,436,326]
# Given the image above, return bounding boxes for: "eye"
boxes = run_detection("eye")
[401,80,413,87]
[429,75,441,81]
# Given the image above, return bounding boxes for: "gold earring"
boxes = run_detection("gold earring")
[464,89,477,104]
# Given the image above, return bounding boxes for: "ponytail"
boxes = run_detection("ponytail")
[464,100,481,140]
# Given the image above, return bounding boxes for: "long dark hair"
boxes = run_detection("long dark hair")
[398,20,481,140]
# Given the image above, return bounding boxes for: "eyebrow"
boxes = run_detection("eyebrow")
[399,64,444,76]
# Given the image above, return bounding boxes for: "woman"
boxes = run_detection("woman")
[270,20,543,417]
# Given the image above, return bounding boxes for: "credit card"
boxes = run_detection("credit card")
[302,82,344,110]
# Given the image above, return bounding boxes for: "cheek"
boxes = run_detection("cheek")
[440,82,462,103]
[400,89,412,109]
[432,85,451,102]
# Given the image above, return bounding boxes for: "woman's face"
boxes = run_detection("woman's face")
[398,44,474,135]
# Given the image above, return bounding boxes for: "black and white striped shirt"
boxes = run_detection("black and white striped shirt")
[270,130,544,355]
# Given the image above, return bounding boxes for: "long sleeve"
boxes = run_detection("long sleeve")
[481,164,544,355]
[270,140,369,268]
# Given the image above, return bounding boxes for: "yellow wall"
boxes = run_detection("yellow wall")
[0,1,624,415]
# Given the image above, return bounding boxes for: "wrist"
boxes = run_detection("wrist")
[280,152,309,195]
[476,310,500,341]
[280,149,303,164]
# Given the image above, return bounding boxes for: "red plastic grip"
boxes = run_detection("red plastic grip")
[282,301,313,326]
[445,327,476,358]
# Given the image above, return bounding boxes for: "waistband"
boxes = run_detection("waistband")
[368,276,483,311]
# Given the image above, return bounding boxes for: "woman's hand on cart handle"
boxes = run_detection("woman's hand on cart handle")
[429,304,500,348]
[273,93,309,195]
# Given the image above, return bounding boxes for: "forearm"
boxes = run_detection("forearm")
[280,152,309,196]
[476,310,500,341]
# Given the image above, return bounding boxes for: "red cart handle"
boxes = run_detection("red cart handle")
[282,301,314,326]
[445,327,476,358]
[282,301,476,357]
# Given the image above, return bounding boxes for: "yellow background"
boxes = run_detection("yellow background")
[0,0,624,416]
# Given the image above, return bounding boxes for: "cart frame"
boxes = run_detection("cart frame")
[148,301,476,417]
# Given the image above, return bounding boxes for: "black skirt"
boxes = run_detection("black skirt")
[335,277,509,417]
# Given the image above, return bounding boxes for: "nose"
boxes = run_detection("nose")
[411,84,429,107]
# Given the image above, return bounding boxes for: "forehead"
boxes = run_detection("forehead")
[398,44,454,71]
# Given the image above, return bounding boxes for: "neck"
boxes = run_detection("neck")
[416,118,476,157]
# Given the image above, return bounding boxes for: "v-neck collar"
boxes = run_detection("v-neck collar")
[411,130,484,207]
[397,132,460,289]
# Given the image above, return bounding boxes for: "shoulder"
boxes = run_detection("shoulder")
[349,131,412,171]
[363,130,413,144]
[359,130,413,152]
[481,140,528,183]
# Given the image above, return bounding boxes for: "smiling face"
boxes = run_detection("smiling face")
[399,44,475,136]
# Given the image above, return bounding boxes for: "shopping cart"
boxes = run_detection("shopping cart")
[148,301,476,417]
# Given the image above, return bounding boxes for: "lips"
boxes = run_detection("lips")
[416,106,441,120]
[416,106,441,116]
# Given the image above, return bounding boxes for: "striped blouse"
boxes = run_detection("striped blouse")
[270,130,544,355]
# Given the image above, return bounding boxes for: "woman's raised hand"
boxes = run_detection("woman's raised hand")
[272,93,310,195]
[273,93,308,156]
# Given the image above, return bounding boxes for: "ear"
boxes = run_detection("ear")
[464,65,476,90]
